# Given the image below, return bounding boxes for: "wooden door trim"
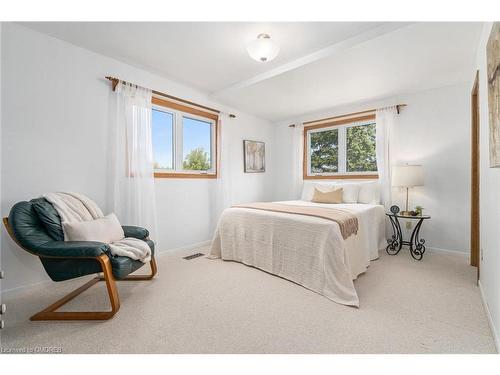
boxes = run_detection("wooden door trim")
[471,70,480,270]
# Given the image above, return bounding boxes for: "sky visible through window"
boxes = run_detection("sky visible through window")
[152,109,212,170]
[152,109,173,169]
[182,116,211,167]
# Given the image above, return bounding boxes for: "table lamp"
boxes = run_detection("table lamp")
[392,165,424,216]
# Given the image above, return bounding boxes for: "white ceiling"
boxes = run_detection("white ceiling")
[215,22,483,121]
[22,22,483,122]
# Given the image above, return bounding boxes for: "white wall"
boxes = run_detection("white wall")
[0,23,274,292]
[272,82,472,254]
[154,113,274,247]
[473,22,500,350]
[0,22,478,298]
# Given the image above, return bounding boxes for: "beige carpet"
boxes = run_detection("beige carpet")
[1,246,496,353]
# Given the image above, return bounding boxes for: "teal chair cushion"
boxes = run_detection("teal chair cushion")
[37,240,108,258]
[8,199,154,282]
[41,242,155,281]
[9,201,55,251]
[40,258,103,282]
[31,197,64,241]
[122,225,149,240]
[108,239,155,279]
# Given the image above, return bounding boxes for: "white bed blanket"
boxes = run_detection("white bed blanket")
[208,200,386,307]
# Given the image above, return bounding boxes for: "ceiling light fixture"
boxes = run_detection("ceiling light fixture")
[247,33,280,63]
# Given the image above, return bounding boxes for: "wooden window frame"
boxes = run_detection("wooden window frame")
[303,114,379,180]
[152,96,219,179]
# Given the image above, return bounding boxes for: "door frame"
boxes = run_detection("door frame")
[470,70,480,274]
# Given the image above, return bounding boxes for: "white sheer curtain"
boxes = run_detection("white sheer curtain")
[109,82,157,242]
[211,114,233,231]
[375,106,397,211]
[289,123,304,199]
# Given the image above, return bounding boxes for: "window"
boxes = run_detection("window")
[182,116,212,171]
[304,115,377,179]
[152,109,174,170]
[346,122,377,173]
[310,128,339,173]
[151,97,218,178]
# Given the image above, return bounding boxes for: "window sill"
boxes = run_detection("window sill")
[154,172,218,179]
[304,174,378,180]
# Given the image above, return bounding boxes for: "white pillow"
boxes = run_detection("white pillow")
[358,181,380,204]
[301,181,380,203]
[335,183,360,203]
[358,181,381,204]
[300,181,315,201]
[63,213,125,243]
[301,181,339,201]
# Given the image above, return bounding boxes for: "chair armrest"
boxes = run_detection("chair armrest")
[36,241,109,258]
[122,226,149,240]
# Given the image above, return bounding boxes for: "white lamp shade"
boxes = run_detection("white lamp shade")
[247,34,280,62]
[392,165,424,187]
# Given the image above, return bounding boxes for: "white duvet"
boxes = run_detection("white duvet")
[208,200,386,307]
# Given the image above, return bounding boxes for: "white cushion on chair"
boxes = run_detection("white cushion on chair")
[63,213,125,244]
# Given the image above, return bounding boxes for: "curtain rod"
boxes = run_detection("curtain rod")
[288,104,407,128]
[105,76,236,118]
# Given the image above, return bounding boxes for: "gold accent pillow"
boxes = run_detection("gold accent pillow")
[311,187,343,204]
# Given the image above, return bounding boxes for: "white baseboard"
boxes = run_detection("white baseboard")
[426,246,468,257]
[156,240,211,257]
[2,276,53,299]
[478,280,500,353]
[1,239,212,298]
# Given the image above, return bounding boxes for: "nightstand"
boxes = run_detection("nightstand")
[385,213,431,260]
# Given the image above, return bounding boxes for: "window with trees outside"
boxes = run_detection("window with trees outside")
[304,115,378,179]
[151,96,218,178]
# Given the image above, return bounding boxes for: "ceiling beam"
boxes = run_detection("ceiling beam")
[211,22,414,97]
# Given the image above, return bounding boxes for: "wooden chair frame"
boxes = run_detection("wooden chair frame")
[3,217,157,321]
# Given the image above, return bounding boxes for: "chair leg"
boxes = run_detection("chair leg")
[119,256,158,281]
[3,216,157,321]
[30,255,120,321]
[100,256,157,281]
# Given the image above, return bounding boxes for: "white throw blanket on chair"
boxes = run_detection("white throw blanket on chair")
[43,192,152,263]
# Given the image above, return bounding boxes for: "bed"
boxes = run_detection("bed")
[208,182,387,307]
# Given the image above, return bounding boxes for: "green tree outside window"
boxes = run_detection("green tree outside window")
[310,129,339,173]
[183,147,211,171]
[346,123,377,172]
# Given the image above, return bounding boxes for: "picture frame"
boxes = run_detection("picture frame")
[243,140,266,173]
[487,22,500,167]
